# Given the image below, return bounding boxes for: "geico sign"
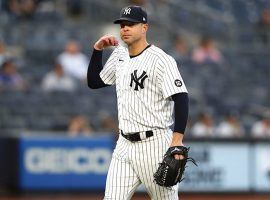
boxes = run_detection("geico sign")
[24,148,111,174]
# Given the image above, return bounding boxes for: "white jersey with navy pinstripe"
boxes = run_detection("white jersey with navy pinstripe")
[100,45,187,133]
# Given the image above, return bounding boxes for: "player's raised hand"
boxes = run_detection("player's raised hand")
[94,35,119,50]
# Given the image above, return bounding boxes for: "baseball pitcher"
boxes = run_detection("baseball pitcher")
[87,5,196,200]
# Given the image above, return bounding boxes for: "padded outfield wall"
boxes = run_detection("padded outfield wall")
[0,134,269,193]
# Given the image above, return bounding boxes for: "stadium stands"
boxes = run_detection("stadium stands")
[0,0,269,135]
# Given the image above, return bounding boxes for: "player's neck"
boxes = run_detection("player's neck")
[128,38,149,57]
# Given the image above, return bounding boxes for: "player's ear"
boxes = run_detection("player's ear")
[142,23,148,34]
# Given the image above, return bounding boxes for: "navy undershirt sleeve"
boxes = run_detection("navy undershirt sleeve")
[171,93,189,134]
[87,49,109,89]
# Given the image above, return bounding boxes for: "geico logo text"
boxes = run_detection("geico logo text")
[24,148,111,174]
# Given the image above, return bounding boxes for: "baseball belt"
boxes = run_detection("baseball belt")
[120,130,153,142]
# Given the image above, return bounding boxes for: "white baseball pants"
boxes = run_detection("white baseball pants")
[104,129,179,200]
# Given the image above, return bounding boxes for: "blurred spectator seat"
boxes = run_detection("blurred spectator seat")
[191,113,215,137]
[0,59,26,91]
[41,62,77,92]
[251,118,270,138]
[191,36,223,64]
[68,115,93,136]
[0,40,9,65]
[256,8,270,44]
[57,40,89,81]
[215,115,244,138]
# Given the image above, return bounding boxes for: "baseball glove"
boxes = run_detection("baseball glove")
[153,146,197,187]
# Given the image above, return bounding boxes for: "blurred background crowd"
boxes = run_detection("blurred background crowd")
[0,0,269,138]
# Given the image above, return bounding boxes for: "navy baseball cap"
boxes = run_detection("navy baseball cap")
[114,5,147,24]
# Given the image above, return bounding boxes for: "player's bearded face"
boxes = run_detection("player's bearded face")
[120,22,147,45]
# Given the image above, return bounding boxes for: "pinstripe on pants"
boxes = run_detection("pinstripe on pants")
[104,129,179,200]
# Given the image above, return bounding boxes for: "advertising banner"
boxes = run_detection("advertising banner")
[18,135,114,190]
[180,142,250,192]
[254,144,270,191]
[7,135,270,192]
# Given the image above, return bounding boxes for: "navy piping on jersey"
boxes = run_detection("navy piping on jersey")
[129,44,151,58]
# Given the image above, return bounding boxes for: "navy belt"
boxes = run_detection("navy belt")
[120,130,153,142]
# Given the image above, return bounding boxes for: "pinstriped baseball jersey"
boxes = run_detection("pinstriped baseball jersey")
[100,45,187,133]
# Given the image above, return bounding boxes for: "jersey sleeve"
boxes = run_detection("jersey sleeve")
[99,48,118,85]
[159,55,188,99]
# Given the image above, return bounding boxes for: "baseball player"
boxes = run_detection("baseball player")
[87,5,189,200]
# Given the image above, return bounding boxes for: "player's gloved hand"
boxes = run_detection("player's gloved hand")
[94,35,119,50]
[153,146,197,187]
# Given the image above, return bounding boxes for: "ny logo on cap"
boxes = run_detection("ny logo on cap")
[123,7,131,15]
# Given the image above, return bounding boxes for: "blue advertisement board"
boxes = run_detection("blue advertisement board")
[18,135,114,190]
[2,135,268,192]
[180,142,250,192]
[254,144,270,191]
